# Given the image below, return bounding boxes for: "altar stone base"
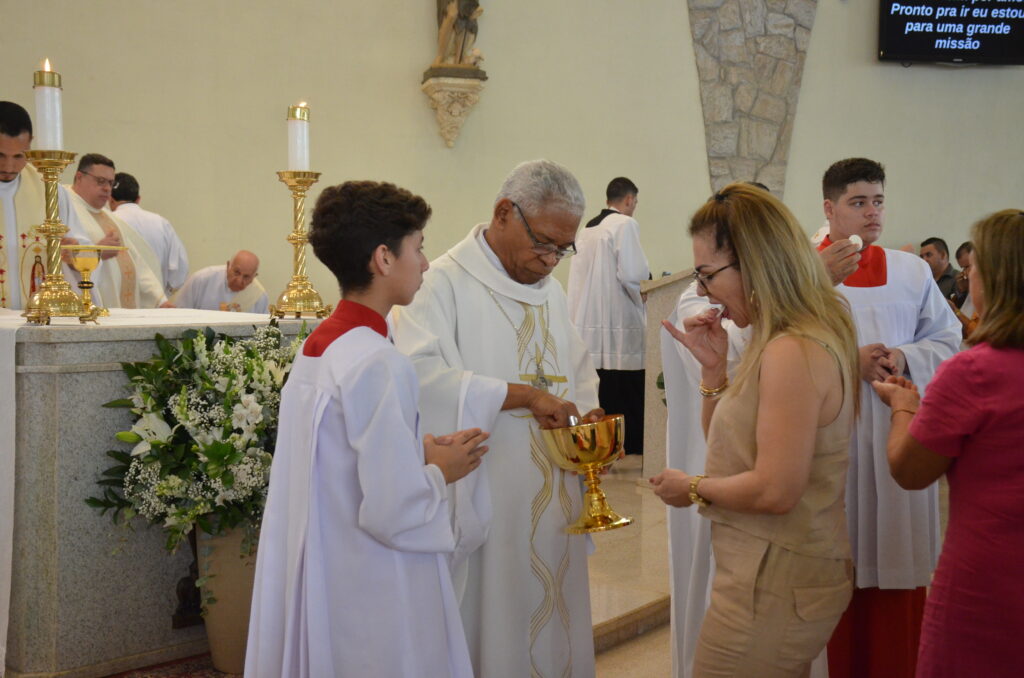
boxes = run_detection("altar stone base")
[4,316,311,678]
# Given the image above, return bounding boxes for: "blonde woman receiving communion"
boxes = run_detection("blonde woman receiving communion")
[651,183,860,678]
[246,181,489,678]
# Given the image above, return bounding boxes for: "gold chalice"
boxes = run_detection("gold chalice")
[61,244,126,322]
[540,414,633,534]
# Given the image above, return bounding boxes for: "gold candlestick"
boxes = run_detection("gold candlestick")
[269,170,331,319]
[21,150,88,324]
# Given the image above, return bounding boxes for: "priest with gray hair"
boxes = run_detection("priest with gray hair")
[393,159,602,678]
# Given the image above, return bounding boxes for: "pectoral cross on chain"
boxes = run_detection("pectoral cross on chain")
[521,344,567,393]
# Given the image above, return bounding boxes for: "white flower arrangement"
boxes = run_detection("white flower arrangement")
[88,323,306,552]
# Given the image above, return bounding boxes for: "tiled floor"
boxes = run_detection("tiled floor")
[589,455,670,630]
[106,455,673,677]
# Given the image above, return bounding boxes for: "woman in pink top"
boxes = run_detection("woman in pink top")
[874,209,1024,678]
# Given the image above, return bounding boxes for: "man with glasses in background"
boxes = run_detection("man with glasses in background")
[568,177,650,456]
[393,159,603,678]
[68,153,166,308]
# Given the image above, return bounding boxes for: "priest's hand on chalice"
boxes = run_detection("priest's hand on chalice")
[59,237,79,265]
[424,428,490,484]
[528,389,584,429]
[96,231,122,259]
[649,469,694,508]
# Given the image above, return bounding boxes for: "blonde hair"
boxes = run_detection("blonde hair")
[689,183,860,406]
[967,209,1024,349]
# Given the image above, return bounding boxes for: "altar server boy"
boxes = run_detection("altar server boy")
[246,181,489,678]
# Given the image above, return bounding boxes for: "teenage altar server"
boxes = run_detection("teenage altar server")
[819,159,960,678]
[246,180,489,678]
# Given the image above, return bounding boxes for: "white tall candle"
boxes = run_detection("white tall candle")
[287,103,310,171]
[33,59,64,151]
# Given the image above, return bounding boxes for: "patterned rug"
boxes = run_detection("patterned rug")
[105,655,238,678]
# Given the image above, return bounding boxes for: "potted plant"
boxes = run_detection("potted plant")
[87,323,306,673]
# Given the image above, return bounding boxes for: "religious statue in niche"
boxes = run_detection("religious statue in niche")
[434,0,484,68]
[422,0,488,147]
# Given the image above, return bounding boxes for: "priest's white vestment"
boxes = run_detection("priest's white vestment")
[661,281,746,678]
[567,209,649,370]
[172,264,269,313]
[393,224,601,678]
[67,189,165,308]
[246,302,472,678]
[114,202,190,294]
[837,248,959,589]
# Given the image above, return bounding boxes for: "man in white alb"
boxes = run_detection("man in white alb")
[0,101,91,310]
[68,153,166,308]
[172,250,268,313]
[568,176,649,454]
[393,159,602,678]
[816,159,959,678]
[110,172,189,296]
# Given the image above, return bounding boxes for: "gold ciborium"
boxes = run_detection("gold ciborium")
[540,414,634,534]
[60,244,126,322]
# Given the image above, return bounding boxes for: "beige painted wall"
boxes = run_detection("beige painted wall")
[787,1,1024,253]
[2,1,709,303]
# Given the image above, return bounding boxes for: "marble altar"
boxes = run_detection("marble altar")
[1,309,313,678]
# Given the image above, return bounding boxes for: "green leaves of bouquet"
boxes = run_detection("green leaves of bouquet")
[87,323,306,552]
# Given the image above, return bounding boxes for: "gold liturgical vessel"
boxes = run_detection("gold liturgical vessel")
[60,244,126,318]
[21,149,90,324]
[541,414,634,534]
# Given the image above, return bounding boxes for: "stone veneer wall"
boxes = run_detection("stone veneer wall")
[688,0,818,196]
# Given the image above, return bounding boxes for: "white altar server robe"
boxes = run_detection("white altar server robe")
[567,210,650,370]
[662,281,747,678]
[114,202,190,294]
[245,318,472,678]
[393,224,601,678]
[838,248,960,589]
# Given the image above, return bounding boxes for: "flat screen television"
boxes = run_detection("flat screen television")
[879,0,1024,64]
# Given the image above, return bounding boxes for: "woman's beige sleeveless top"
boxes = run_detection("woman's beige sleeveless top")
[700,335,854,560]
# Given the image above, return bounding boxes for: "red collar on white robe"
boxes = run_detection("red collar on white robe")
[302,299,388,357]
[818,235,888,287]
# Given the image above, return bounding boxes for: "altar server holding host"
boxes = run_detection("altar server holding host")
[246,180,489,678]
[652,183,860,677]
[818,159,960,678]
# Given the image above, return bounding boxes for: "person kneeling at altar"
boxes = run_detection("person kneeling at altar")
[67,153,167,308]
[246,180,489,678]
[169,250,268,313]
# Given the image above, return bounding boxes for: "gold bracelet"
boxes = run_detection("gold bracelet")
[689,475,711,508]
[698,378,728,398]
[891,408,917,419]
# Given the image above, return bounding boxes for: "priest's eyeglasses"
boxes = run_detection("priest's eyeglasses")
[691,262,737,291]
[512,202,576,259]
[81,171,118,189]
